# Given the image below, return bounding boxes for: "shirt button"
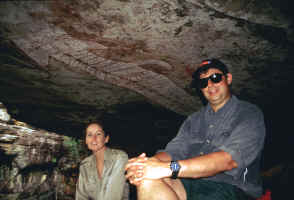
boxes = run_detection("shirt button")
[209,124,214,128]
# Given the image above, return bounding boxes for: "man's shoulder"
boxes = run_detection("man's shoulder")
[187,107,205,119]
[235,97,264,120]
[237,98,262,113]
[178,109,204,130]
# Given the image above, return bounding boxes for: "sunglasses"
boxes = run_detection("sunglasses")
[198,73,224,89]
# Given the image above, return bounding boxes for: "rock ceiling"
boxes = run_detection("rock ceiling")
[0,0,294,138]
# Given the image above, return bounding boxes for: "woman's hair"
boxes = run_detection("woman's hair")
[85,119,111,137]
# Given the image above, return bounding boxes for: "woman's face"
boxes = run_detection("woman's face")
[85,123,109,153]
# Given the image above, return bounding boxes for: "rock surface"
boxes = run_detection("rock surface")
[0,102,11,122]
[0,117,86,200]
[1,0,293,119]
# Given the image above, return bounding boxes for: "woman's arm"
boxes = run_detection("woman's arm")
[75,167,89,200]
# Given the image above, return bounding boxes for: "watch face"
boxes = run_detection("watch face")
[170,161,181,179]
[171,161,180,171]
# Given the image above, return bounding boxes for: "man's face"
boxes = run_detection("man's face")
[199,68,232,111]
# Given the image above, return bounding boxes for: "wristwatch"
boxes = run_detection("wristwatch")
[170,160,181,179]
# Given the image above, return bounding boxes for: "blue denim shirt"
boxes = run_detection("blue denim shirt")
[162,95,266,198]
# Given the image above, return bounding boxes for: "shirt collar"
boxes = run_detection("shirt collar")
[90,147,112,165]
[206,95,237,117]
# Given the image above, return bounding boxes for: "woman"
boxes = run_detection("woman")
[75,121,129,200]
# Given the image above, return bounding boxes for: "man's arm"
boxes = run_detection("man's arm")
[177,150,237,178]
[128,150,237,180]
[153,151,172,162]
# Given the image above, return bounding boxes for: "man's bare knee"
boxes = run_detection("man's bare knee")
[136,179,181,200]
[137,179,160,192]
[163,178,186,200]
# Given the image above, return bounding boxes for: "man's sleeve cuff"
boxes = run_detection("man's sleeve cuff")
[219,145,245,178]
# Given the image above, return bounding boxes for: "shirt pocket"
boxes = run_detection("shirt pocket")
[211,130,232,147]
[190,129,206,142]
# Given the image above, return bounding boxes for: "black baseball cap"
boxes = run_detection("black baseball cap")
[190,58,229,88]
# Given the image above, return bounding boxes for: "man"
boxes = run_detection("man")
[125,58,266,200]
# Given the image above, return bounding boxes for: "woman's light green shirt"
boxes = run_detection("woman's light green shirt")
[75,148,128,200]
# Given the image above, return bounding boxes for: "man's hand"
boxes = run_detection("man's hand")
[125,153,172,186]
[125,153,148,186]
